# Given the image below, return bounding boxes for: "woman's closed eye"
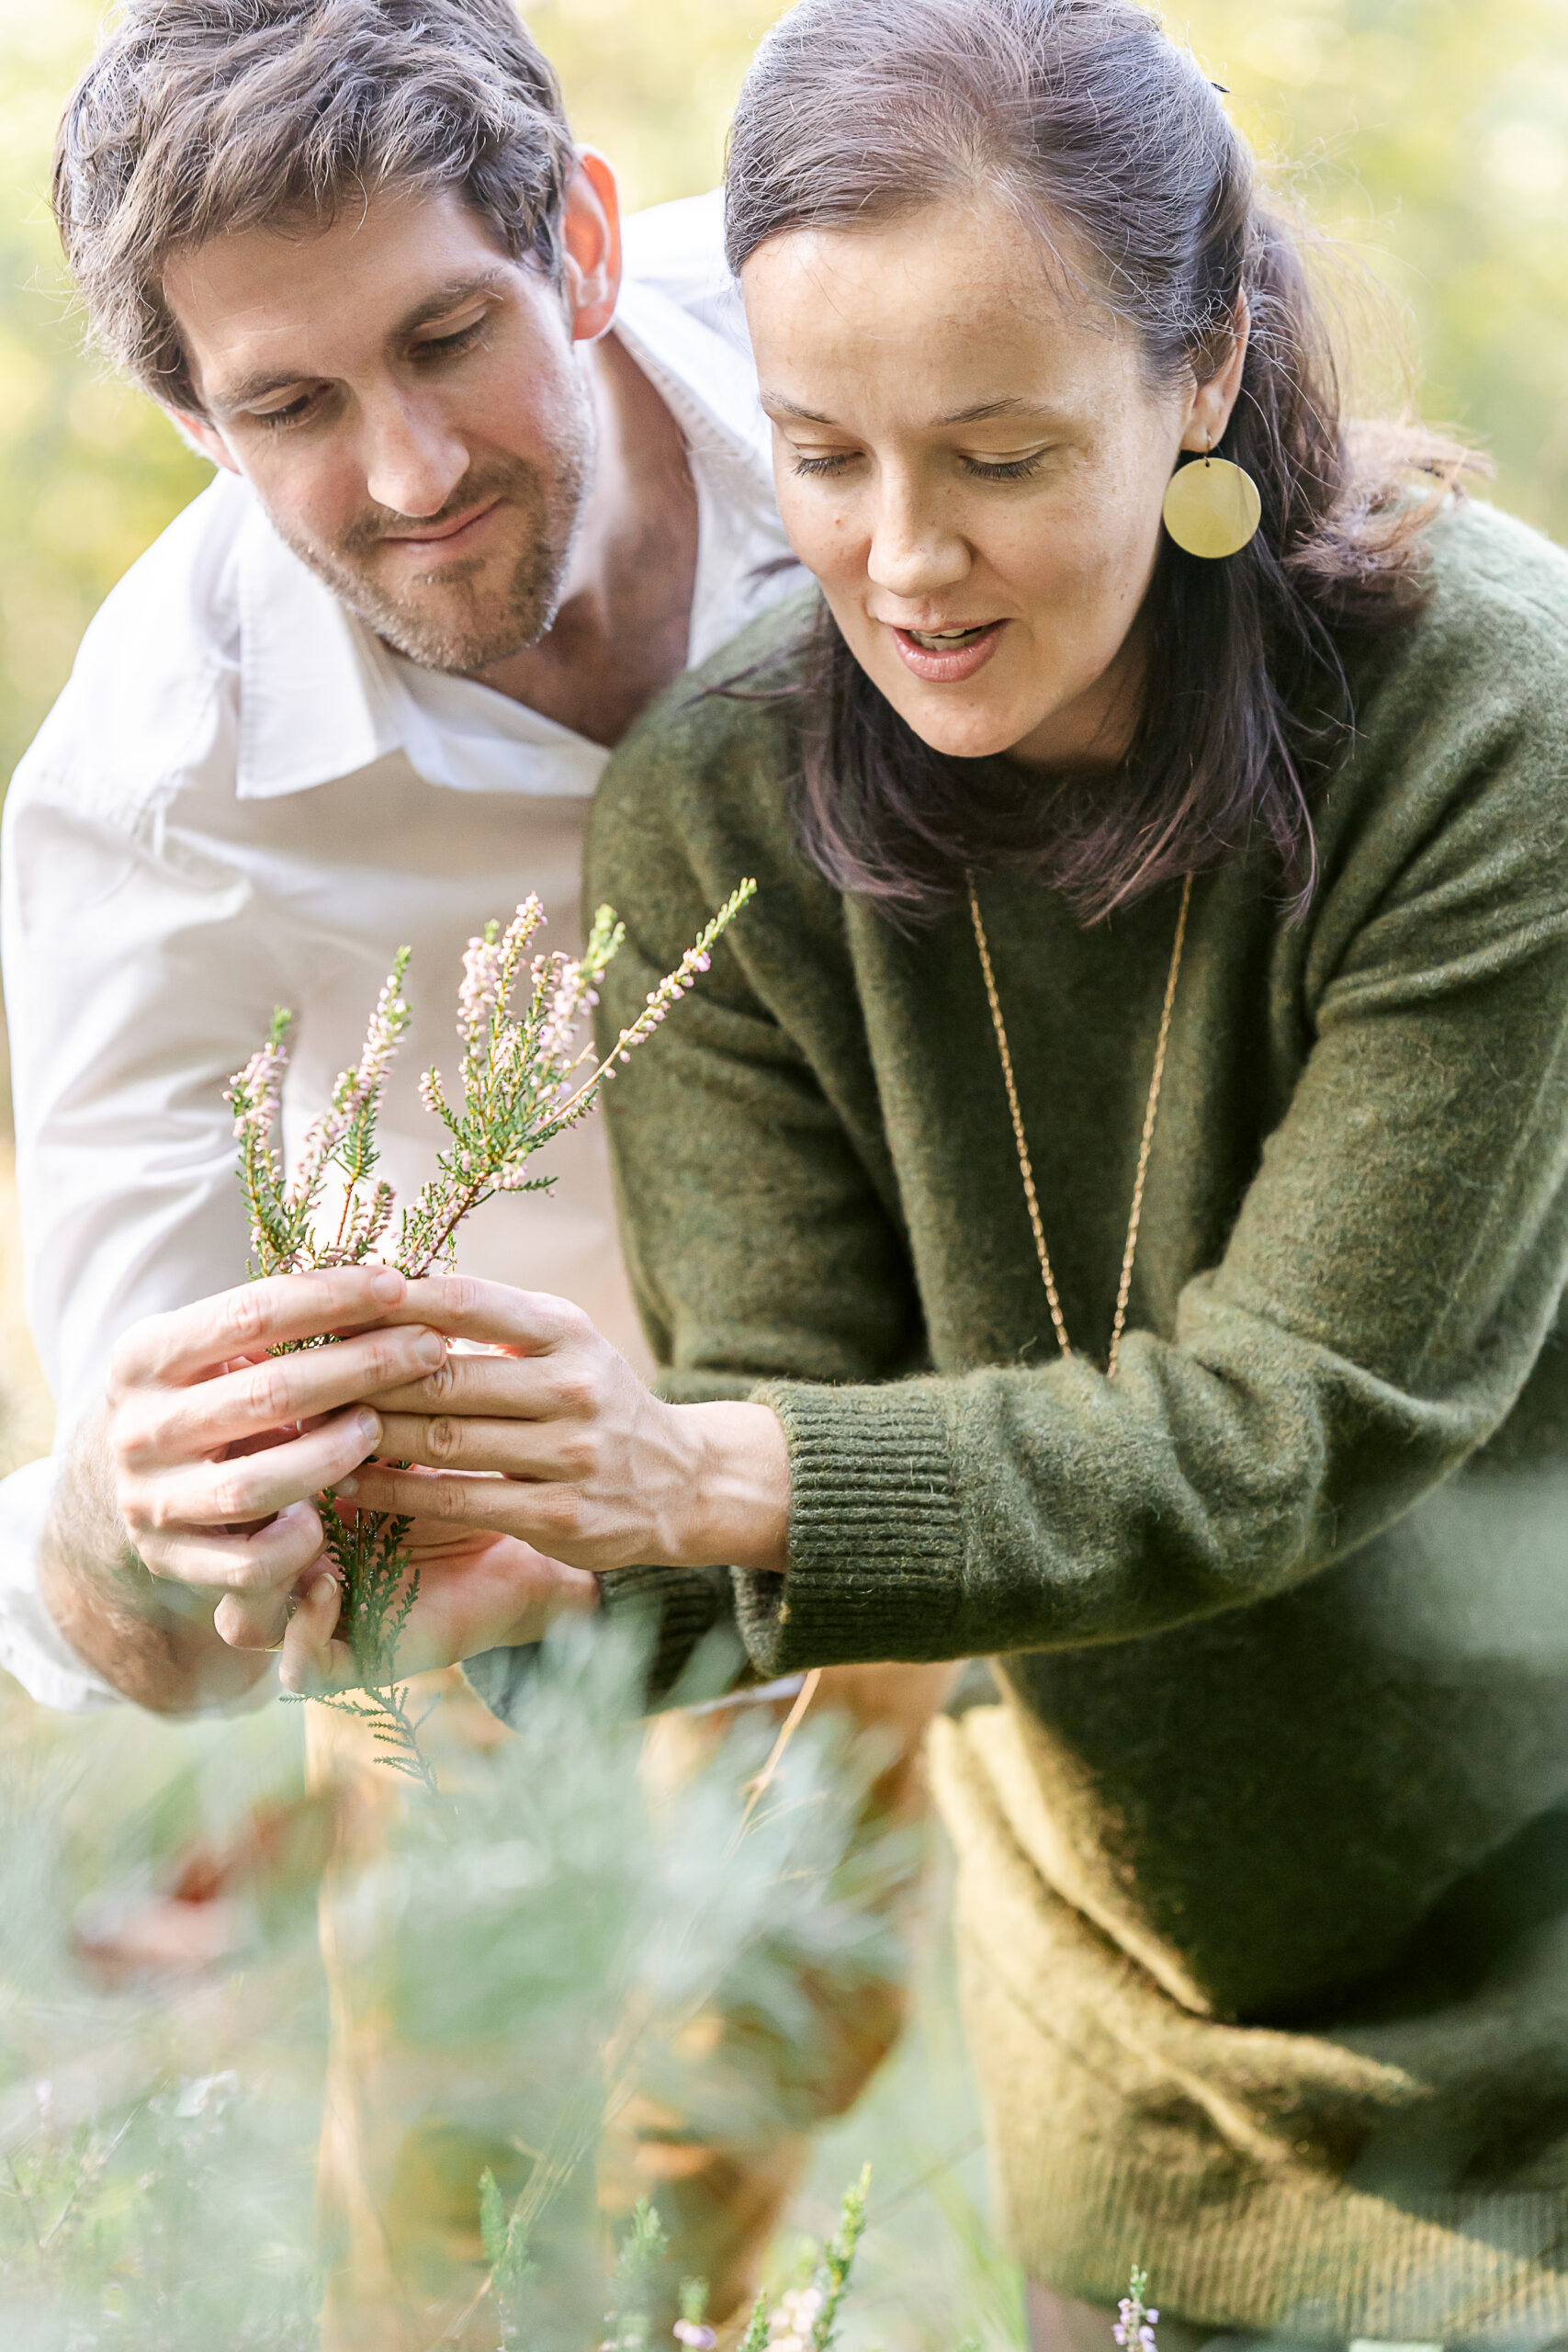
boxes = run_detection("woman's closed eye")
[961,450,1048,481]
[787,446,1051,482]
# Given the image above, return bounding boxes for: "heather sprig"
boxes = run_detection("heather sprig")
[739,2167,872,2352]
[225,886,756,1780]
[479,2163,536,2348]
[602,2195,670,2351]
[673,2277,716,2350]
[1114,2267,1159,2352]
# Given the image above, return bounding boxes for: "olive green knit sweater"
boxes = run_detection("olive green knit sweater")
[572,500,1568,2337]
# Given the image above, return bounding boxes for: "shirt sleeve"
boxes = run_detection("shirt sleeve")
[0,697,291,1710]
[590,665,1568,1681]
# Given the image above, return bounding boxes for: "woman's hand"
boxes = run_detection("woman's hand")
[338,1276,792,1578]
[276,1515,599,1696]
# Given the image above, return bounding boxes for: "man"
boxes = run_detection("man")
[1,3,937,2341]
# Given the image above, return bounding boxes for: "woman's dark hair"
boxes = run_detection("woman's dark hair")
[725,0,1472,924]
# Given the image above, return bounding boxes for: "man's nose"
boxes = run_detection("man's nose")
[359,393,469,520]
[865,486,970,600]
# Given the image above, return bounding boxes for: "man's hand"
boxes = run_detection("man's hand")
[108,1267,447,1640]
[339,1276,792,1577]
[275,1518,598,1697]
[41,1268,444,1712]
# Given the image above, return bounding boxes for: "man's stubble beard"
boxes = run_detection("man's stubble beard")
[275,414,595,677]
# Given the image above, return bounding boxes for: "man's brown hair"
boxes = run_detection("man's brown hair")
[53,0,576,414]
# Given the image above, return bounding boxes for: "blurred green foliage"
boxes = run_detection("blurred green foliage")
[0,0,1564,783]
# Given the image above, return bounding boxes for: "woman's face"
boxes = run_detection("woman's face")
[742,194,1241,769]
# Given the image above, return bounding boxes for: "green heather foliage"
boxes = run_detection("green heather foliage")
[0,1623,936,2347]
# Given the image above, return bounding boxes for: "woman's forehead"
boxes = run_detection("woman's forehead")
[744,207,1141,427]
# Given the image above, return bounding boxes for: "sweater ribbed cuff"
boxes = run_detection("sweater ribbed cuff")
[464,1565,739,1728]
[596,1561,740,1708]
[736,1379,964,1676]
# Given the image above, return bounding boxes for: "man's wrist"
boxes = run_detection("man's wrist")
[681,1400,791,1577]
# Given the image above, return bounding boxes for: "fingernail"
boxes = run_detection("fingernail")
[355,1410,381,1445]
[336,1475,358,1497]
[415,1332,446,1368]
[371,1270,405,1304]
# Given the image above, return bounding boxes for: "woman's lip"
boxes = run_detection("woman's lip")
[887,620,1006,684]
[382,498,502,553]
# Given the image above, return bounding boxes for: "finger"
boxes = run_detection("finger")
[340,1463,543,1534]
[214,1582,292,1652]
[278,1570,344,1695]
[371,1412,577,1478]
[378,1276,589,1357]
[118,1326,448,1467]
[141,1408,382,1532]
[109,1267,410,1394]
[356,1352,543,1416]
[139,1499,327,1595]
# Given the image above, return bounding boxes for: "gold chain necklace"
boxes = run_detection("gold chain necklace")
[966,872,1193,1382]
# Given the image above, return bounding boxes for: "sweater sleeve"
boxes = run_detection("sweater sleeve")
[591,599,1568,1679]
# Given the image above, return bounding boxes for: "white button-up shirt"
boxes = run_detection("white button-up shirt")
[0,192,798,1712]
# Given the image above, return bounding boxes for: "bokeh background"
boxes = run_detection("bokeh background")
[0,3,1565,2338]
[3,0,1567,790]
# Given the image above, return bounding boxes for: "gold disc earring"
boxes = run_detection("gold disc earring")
[1162,436,1262,560]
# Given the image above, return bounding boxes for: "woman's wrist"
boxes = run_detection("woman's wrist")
[679,1400,791,1576]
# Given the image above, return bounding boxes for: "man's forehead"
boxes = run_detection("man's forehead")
[162,187,525,411]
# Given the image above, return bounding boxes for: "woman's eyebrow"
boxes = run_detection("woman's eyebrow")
[935,395,1055,425]
[760,392,837,423]
[760,390,1061,428]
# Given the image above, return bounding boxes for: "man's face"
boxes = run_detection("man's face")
[164,177,613,674]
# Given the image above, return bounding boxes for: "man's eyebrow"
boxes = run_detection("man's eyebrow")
[208,272,512,413]
[760,391,1060,429]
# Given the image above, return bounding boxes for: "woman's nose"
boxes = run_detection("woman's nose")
[361,396,470,520]
[865,489,970,599]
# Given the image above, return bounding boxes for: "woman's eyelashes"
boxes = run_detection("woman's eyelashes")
[787,447,1050,482]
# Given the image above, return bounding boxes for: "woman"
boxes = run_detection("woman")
[334,0,1568,2338]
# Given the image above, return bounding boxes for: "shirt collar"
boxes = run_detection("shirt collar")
[233,265,775,804]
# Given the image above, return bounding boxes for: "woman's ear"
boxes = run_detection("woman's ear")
[561,149,624,345]
[1179,297,1251,453]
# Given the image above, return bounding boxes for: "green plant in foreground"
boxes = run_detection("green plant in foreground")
[604,2194,671,2349]
[226,885,756,1786]
[0,1623,922,2348]
[479,2162,537,2348]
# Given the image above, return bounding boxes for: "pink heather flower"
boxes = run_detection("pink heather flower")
[536,954,589,1065]
[419,1069,445,1116]
[499,896,545,968]
[231,1037,288,1136]
[458,933,504,1039]
[768,2285,824,2345]
[673,2327,716,2349]
[282,1110,348,1209]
